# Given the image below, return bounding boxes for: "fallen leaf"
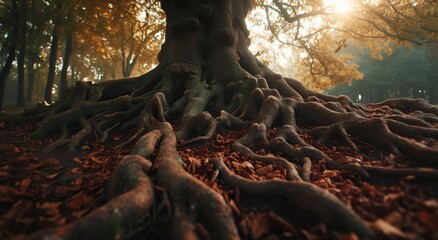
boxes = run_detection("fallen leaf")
[73,157,83,164]
[71,168,82,174]
[0,144,19,152]
[255,165,273,176]
[241,161,254,169]
[417,211,438,230]
[337,233,359,240]
[45,173,59,179]
[384,193,402,202]
[66,191,95,210]
[322,170,340,177]
[42,158,60,165]
[370,219,415,239]
[40,202,61,209]
[424,199,438,208]
[19,178,31,191]
[71,209,89,218]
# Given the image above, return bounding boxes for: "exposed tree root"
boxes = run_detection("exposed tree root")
[210,158,374,239]
[28,155,155,240]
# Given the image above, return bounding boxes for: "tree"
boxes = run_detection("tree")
[15,0,27,107]
[0,0,19,110]
[2,0,438,239]
[326,45,437,103]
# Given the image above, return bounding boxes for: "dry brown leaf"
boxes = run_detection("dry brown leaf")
[241,161,254,169]
[322,170,340,177]
[424,199,438,208]
[71,167,82,174]
[45,173,59,179]
[384,193,402,202]
[66,191,95,210]
[42,158,60,165]
[56,186,78,195]
[255,165,273,176]
[19,178,31,191]
[187,157,201,167]
[71,209,89,218]
[371,219,415,239]
[250,213,271,239]
[417,211,438,230]
[337,233,359,240]
[73,157,83,164]
[0,144,19,152]
[40,202,61,209]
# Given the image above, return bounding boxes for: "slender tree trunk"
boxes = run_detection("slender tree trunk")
[16,0,27,107]
[71,65,75,82]
[0,0,19,110]
[0,45,18,110]
[44,27,60,103]
[44,1,61,103]
[376,86,385,102]
[26,61,35,103]
[430,85,437,104]
[59,34,73,97]
[122,56,138,78]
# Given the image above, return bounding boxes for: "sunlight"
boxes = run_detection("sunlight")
[327,0,353,14]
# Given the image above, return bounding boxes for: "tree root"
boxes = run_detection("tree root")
[28,155,155,240]
[210,158,374,239]
[155,123,239,239]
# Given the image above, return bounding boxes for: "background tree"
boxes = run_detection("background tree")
[0,0,18,110]
[326,45,438,103]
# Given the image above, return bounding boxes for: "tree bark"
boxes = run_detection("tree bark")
[26,61,35,103]
[59,34,73,97]
[44,1,61,103]
[16,0,27,107]
[0,0,19,110]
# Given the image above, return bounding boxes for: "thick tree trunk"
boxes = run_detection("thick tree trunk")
[59,34,73,96]
[16,0,27,107]
[0,0,19,110]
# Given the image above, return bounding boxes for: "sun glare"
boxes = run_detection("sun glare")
[331,0,353,14]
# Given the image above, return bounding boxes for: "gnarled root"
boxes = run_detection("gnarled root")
[155,123,239,239]
[28,155,155,240]
[210,158,374,240]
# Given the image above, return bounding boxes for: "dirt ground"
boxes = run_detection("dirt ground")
[1,121,438,239]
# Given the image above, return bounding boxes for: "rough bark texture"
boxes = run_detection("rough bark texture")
[2,0,438,239]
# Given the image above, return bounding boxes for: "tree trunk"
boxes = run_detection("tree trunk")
[26,61,35,103]
[16,0,27,107]
[59,34,73,97]
[44,1,61,103]
[0,0,19,110]
[44,27,59,103]
[376,85,385,102]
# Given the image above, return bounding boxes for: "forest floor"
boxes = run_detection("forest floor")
[1,120,438,240]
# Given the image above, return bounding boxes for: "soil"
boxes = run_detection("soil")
[1,121,438,240]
